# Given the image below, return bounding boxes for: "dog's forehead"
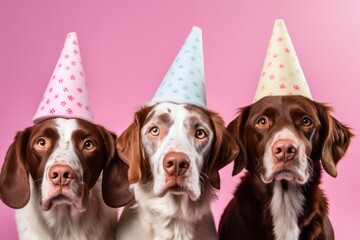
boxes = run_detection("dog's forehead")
[250,96,318,117]
[29,118,103,143]
[54,118,79,140]
[151,102,178,116]
[149,102,207,122]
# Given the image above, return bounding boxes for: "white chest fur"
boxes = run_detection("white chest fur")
[117,183,217,240]
[270,181,305,240]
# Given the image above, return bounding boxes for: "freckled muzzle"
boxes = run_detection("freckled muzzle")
[41,163,86,211]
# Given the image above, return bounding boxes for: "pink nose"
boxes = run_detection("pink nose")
[163,152,190,177]
[48,165,75,186]
[272,139,298,162]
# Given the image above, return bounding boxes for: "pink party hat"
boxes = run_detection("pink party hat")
[151,26,206,108]
[33,32,94,123]
[253,19,312,102]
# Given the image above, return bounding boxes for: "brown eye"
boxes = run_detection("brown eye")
[150,127,160,136]
[195,129,207,139]
[36,138,47,149]
[301,117,313,127]
[83,140,95,150]
[256,117,269,128]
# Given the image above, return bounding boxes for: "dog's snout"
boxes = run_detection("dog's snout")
[49,165,75,186]
[163,152,190,176]
[272,140,298,162]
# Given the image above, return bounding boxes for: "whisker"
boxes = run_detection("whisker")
[255,155,265,175]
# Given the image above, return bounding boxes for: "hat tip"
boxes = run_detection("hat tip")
[67,32,77,36]
[274,19,286,27]
[191,26,202,33]
[66,32,78,40]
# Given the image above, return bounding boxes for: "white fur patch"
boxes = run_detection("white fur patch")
[116,181,217,240]
[270,181,304,240]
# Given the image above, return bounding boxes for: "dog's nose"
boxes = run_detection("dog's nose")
[272,140,298,162]
[48,165,75,186]
[163,152,190,176]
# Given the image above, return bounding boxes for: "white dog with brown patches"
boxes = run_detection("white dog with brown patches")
[0,118,133,240]
[104,102,239,240]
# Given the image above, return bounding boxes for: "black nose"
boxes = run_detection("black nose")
[272,139,298,162]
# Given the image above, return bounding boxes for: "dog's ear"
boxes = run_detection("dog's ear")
[101,128,134,208]
[316,103,353,177]
[0,128,32,209]
[227,107,250,176]
[116,122,142,184]
[206,111,240,190]
[116,107,151,184]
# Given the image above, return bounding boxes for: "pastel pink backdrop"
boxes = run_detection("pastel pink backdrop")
[1,1,359,239]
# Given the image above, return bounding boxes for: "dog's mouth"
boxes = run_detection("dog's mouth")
[158,178,197,200]
[261,168,307,184]
[163,183,188,194]
[274,169,297,181]
[41,188,86,212]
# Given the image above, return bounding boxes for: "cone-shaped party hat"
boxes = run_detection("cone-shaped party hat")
[253,19,312,102]
[151,26,206,108]
[33,32,94,123]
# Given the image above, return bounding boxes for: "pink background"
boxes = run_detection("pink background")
[1,0,359,239]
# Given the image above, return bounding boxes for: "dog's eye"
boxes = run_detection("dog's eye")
[301,117,313,127]
[150,127,160,136]
[256,117,269,128]
[36,138,47,149]
[195,129,207,139]
[83,140,95,150]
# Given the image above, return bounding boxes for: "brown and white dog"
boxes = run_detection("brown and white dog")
[0,118,133,240]
[219,95,353,240]
[105,102,239,240]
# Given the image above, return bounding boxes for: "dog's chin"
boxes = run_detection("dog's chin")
[41,193,86,212]
[261,170,307,185]
[157,183,199,201]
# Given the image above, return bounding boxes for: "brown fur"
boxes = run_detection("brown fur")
[219,95,353,240]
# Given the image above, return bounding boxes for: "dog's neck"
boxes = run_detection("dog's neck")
[270,180,305,240]
[132,180,215,240]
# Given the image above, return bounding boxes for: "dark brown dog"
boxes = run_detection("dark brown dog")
[219,95,353,240]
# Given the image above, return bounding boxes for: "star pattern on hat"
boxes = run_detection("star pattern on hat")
[254,19,312,102]
[33,33,94,123]
[152,26,207,108]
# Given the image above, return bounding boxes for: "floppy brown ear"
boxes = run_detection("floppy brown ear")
[205,111,240,190]
[116,107,152,184]
[116,122,142,184]
[317,104,353,177]
[100,127,134,208]
[0,128,32,209]
[227,107,250,176]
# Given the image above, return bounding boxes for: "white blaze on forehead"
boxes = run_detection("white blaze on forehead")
[41,118,83,201]
[52,118,83,173]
